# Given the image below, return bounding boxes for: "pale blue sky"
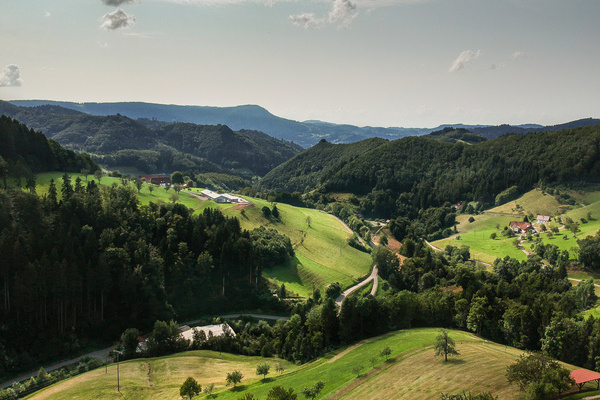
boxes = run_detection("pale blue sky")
[1,0,598,127]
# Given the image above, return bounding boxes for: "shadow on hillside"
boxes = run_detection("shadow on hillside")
[445,358,467,365]
[230,385,247,392]
[261,377,275,383]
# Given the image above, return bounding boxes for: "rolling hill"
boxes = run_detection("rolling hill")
[259,125,600,218]
[9,100,600,147]
[0,102,301,178]
[23,329,530,400]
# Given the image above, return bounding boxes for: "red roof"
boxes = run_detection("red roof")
[509,221,534,231]
[571,369,600,384]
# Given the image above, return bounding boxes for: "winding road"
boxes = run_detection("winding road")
[335,265,379,309]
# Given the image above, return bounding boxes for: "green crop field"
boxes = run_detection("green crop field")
[25,328,533,400]
[32,173,371,298]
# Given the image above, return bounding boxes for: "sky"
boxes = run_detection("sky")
[0,0,599,128]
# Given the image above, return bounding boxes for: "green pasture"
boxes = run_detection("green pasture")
[433,214,527,264]
[28,328,516,400]
[488,188,566,217]
[434,190,600,265]
[218,196,371,297]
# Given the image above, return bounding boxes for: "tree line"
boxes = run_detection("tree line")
[0,176,293,379]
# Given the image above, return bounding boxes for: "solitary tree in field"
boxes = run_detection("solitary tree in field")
[256,363,270,380]
[267,386,297,400]
[275,362,286,374]
[204,383,215,398]
[148,185,154,195]
[435,329,459,362]
[170,193,179,204]
[180,377,201,399]
[380,345,391,360]
[352,365,364,377]
[301,381,325,400]
[134,179,143,194]
[93,169,103,183]
[226,370,243,387]
[306,216,312,227]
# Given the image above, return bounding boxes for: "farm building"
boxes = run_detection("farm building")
[200,189,242,203]
[536,215,551,223]
[509,221,536,234]
[180,323,236,343]
[141,174,171,186]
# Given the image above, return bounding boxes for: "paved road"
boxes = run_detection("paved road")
[0,313,288,389]
[335,265,379,309]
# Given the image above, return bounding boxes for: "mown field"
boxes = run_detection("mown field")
[32,173,371,297]
[25,328,533,400]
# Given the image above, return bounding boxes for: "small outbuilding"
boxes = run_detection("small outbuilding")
[571,369,600,391]
[536,215,551,224]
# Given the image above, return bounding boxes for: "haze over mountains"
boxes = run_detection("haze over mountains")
[10,100,600,148]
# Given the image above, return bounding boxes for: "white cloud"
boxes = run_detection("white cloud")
[328,0,358,28]
[101,0,140,5]
[0,65,23,87]
[290,0,358,29]
[289,13,324,29]
[449,49,482,72]
[511,50,525,60]
[44,11,52,18]
[100,8,136,30]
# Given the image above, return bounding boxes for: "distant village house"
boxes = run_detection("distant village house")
[141,174,171,186]
[536,215,551,224]
[509,221,537,234]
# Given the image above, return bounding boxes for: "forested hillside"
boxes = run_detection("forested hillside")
[0,102,302,178]
[0,116,97,183]
[260,126,600,217]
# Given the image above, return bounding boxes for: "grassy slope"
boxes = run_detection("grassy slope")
[34,173,371,297]
[433,214,526,264]
[27,328,532,400]
[433,189,600,265]
[216,196,371,297]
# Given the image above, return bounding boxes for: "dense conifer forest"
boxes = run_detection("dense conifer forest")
[260,125,600,217]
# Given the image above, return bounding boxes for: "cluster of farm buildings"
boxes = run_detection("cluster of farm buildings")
[509,215,552,234]
[198,189,248,204]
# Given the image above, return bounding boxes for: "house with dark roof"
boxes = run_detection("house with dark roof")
[141,174,171,186]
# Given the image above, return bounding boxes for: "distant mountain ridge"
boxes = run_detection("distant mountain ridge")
[8,100,600,147]
[0,101,301,177]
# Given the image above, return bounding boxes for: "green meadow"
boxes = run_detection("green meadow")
[32,173,371,298]
[434,189,600,265]
[25,328,534,400]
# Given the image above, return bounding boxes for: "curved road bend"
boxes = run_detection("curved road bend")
[335,265,379,310]
[0,313,289,389]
